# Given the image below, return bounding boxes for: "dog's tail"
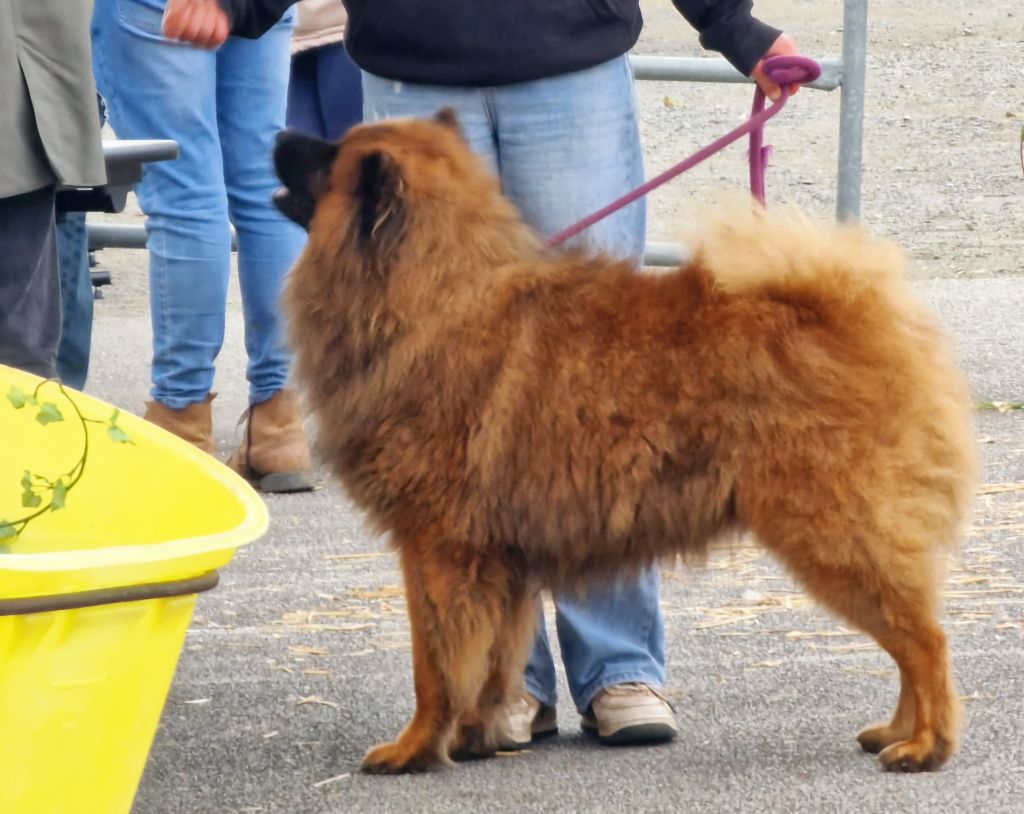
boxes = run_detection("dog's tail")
[690,202,976,551]
[689,202,919,328]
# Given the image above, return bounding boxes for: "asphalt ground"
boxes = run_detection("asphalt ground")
[77,3,1024,809]
[81,276,1024,814]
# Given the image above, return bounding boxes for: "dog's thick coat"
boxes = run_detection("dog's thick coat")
[277,114,976,775]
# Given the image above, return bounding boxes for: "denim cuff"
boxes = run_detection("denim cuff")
[524,675,558,709]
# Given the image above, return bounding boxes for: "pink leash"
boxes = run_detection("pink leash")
[546,56,822,248]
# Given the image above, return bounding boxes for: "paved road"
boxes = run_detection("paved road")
[79,275,1024,814]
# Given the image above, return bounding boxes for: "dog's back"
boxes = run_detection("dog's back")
[462,206,975,581]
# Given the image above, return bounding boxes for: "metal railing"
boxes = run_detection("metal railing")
[836,0,868,220]
[87,0,868,267]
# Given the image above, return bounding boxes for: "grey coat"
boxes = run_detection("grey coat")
[1,0,105,198]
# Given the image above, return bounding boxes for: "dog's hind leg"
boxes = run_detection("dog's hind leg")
[865,609,957,772]
[854,600,957,772]
[745,507,958,772]
[855,665,916,754]
[361,541,514,774]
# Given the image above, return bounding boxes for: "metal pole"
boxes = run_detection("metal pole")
[629,56,842,92]
[836,0,868,221]
[87,224,148,251]
[87,223,236,251]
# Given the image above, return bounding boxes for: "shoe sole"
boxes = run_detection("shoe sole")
[499,726,559,752]
[582,720,678,746]
[254,471,317,493]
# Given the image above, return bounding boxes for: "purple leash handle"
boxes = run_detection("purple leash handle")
[547,55,821,248]
[749,55,821,205]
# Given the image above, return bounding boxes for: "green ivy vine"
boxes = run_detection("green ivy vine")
[0,380,132,550]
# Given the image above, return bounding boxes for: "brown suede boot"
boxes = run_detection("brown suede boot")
[227,389,315,493]
[143,394,216,456]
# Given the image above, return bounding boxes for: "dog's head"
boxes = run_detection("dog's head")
[272,109,529,268]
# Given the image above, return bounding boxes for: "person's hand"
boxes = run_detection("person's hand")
[162,0,230,48]
[750,33,801,102]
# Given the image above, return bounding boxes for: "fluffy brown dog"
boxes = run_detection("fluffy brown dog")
[274,110,976,775]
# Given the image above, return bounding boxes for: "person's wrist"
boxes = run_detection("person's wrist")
[751,33,802,102]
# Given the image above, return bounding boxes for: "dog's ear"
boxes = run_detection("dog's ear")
[272,129,339,229]
[434,107,460,131]
[433,107,465,141]
[355,151,406,257]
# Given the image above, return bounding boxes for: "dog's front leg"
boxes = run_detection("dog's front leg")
[361,541,507,774]
[450,582,537,761]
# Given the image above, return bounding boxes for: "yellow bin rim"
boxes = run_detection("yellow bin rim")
[0,365,269,600]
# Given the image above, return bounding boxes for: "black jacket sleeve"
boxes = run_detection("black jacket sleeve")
[216,1,780,79]
[215,0,298,39]
[671,0,782,76]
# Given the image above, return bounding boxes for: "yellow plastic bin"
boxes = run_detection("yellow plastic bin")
[0,365,268,814]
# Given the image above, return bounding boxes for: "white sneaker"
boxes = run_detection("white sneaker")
[580,683,678,745]
[498,692,558,750]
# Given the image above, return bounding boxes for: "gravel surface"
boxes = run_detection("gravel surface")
[635,0,1024,279]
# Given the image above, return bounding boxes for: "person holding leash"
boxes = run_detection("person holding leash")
[162,0,801,749]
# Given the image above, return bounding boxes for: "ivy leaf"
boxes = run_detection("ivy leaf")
[107,425,133,444]
[109,408,120,425]
[7,386,29,409]
[51,479,68,511]
[21,489,42,509]
[0,521,16,539]
[36,402,64,425]
[21,470,33,491]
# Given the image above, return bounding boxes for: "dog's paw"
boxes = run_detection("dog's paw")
[877,737,950,773]
[361,740,446,774]
[857,722,910,754]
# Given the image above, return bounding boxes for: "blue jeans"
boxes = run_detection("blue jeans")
[287,43,364,141]
[55,212,93,390]
[363,56,665,713]
[56,96,105,391]
[91,0,305,408]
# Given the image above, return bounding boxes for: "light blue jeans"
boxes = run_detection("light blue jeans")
[91,0,305,408]
[56,96,105,391]
[363,56,666,714]
[56,212,93,391]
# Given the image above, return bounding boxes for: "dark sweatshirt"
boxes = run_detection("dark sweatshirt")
[217,0,781,86]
